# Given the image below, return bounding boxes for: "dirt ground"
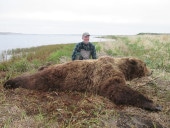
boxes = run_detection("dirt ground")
[0,75,169,128]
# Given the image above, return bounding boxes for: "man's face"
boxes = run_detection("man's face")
[82,35,90,43]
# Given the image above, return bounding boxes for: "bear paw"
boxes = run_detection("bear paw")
[3,79,19,89]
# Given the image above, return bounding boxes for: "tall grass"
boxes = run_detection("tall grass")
[0,43,76,80]
[102,35,170,73]
[48,44,75,63]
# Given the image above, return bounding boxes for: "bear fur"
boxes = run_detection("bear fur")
[4,56,162,111]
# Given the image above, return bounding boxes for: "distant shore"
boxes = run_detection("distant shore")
[0,32,23,35]
[1,32,170,35]
[137,32,170,35]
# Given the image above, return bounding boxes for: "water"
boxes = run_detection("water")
[0,34,106,61]
[0,34,104,52]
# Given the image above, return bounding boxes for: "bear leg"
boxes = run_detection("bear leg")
[99,78,162,111]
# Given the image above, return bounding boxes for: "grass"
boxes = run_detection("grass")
[101,35,170,75]
[0,35,170,127]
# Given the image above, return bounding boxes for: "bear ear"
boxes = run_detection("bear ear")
[129,58,137,65]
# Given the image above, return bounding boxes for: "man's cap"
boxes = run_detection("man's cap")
[82,32,90,37]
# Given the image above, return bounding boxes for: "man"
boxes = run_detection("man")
[72,32,97,60]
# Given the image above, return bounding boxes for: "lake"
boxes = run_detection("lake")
[0,34,105,52]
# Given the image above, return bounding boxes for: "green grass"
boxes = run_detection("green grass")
[0,43,75,75]
[48,44,75,63]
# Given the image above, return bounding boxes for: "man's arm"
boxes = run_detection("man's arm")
[91,44,97,59]
[72,43,80,60]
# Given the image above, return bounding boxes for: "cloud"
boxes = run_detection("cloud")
[0,0,170,34]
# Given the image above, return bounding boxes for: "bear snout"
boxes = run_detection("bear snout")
[147,70,153,76]
[145,68,153,76]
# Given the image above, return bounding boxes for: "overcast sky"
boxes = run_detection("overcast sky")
[0,0,170,35]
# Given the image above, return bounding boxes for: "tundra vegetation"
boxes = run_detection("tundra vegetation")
[0,34,170,128]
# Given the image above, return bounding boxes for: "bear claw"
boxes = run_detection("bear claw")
[148,105,162,112]
[155,105,162,111]
[4,84,12,89]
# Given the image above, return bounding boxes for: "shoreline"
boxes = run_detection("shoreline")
[0,43,75,62]
[0,34,105,52]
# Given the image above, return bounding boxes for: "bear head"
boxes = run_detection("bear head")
[117,58,152,80]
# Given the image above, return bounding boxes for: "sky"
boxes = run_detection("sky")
[0,0,170,35]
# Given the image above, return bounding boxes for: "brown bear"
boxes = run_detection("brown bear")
[4,56,162,111]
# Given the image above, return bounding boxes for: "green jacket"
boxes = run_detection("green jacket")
[72,42,97,60]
